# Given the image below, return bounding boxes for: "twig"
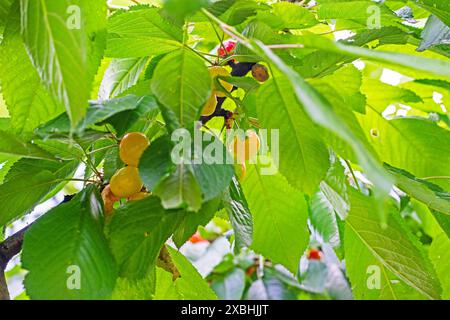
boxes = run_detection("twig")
[185,45,214,65]
[345,159,361,192]
[420,176,450,181]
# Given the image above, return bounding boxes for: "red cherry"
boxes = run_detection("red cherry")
[307,248,323,261]
[189,231,209,244]
[218,40,237,57]
[246,266,257,277]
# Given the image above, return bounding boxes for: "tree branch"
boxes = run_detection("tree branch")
[0,195,73,300]
[0,225,31,300]
[0,268,9,300]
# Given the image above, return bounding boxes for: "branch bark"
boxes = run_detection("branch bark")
[0,268,9,300]
[0,194,72,300]
[0,225,31,300]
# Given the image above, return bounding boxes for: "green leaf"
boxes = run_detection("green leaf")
[36,95,158,136]
[154,247,217,300]
[319,154,350,220]
[0,155,18,184]
[35,140,84,161]
[309,191,341,247]
[385,164,450,216]
[99,57,150,100]
[172,197,221,247]
[220,76,260,92]
[0,0,14,29]
[430,211,450,238]
[318,2,399,27]
[162,0,210,23]
[345,190,441,300]
[107,7,183,58]
[311,64,367,114]
[257,71,330,195]
[429,233,450,299]
[151,48,212,128]
[108,196,186,279]
[167,246,217,299]
[112,275,155,300]
[0,158,78,227]
[103,146,123,181]
[154,164,203,212]
[223,177,253,251]
[358,107,450,191]
[417,0,450,27]
[139,135,175,191]
[250,40,393,201]
[0,2,62,133]
[191,132,235,201]
[105,96,159,136]
[220,0,270,26]
[362,78,422,110]
[0,171,53,227]
[20,0,107,127]
[22,186,117,299]
[255,2,317,30]
[297,34,450,78]
[242,166,309,273]
[84,95,158,130]
[0,130,57,160]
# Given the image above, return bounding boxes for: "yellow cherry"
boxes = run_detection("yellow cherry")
[201,94,217,116]
[119,132,150,167]
[209,66,233,97]
[110,166,143,198]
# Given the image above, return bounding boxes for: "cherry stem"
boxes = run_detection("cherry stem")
[421,176,450,181]
[345,159,362,192]
[87,144,117,155]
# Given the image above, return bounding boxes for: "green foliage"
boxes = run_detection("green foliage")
[151,48,212,128]
[257,70,330,194]
[20,0,107,128]
[223,177,253,251]
[107,7,183,58]
[243,166,309,273]
[22,186,117,299]
[0,0,449,301]
[108,196,185,279]
[345,190,441,300]
[0,2,62,133]
[154,247,217,300]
